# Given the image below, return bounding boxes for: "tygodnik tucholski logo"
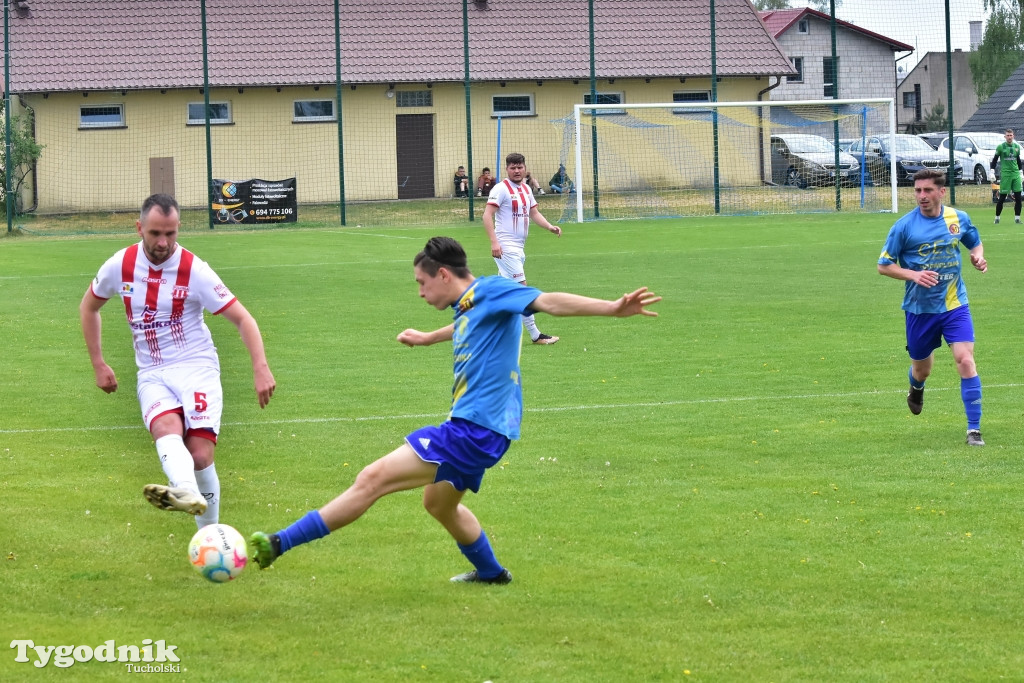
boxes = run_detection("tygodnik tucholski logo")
[10,639,181,671]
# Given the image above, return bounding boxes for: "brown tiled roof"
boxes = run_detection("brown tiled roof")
[758,8,914,52]
[4,0,794,92]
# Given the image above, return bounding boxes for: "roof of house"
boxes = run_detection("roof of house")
[758,8,914,52]
[961,60,1024,132]
[3,0,795,92]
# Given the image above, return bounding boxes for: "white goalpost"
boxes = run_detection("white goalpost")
[566,98,900,223]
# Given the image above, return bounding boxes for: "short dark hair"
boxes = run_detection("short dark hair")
[481,167,491,174]
[140,193,179,222]
[505,152,526,166]
[913,169,946,187]
[1007,128,1015,135]
[414,236,471,278]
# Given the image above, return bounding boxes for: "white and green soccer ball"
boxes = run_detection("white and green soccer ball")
[188,523,247,583]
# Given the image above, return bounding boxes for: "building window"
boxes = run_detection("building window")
[187,102,231,125]
[788,56,804,83]
[672,91,711,115]
[823,57,839,98]
[79,104,124,129]
[396,90,433,108]
[797,18,809,34]
[492,94,535,117]
[902,91,918,109]
[583,91,625,115]
[293,99,336,122]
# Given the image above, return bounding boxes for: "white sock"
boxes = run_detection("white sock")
[522,314,541,341]
[194,462,220,528]
[154,434,199,493]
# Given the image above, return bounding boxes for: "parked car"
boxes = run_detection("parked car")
[838,138,856,152]
[769,134,862,188]
[848,134,963,185]
[938,132,1003,184]
[917,132,949,150]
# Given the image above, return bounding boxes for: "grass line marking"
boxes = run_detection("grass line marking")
[3,383,1020,435]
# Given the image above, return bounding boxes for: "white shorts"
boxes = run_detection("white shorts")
[494,248,526,283]
[137,365,224,439]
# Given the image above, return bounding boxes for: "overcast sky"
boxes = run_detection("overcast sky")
[829,0,989,72]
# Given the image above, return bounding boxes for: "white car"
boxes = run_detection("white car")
[938,132,1004,184]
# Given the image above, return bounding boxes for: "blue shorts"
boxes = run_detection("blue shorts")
[905,305,975,361]
[406,418,511,493]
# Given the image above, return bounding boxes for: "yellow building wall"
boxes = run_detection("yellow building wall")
[23,78,771,214]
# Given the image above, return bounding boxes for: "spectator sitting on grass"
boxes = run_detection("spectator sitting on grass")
[477,168,496,197]
[549,165,574,194]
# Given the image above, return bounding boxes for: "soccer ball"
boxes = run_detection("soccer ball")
[188,523,247,583]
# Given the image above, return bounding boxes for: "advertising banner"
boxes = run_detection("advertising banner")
[211,178,297,225]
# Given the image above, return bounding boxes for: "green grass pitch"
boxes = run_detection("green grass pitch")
[3,207,1024,681]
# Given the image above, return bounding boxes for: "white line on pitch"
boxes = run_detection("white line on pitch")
[3,384,1021,435]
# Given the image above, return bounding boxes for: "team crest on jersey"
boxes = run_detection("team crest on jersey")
[172,285,189,300]
[457,288,476,313]
[948,222,960,235]
[120,282,134,296]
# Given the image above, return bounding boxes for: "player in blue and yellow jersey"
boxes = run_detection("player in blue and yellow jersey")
[878,168,988,446]
[249,236,660,583]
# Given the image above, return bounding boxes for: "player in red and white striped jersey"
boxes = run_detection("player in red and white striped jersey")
[483,152,563,345]
[80,194,276,528]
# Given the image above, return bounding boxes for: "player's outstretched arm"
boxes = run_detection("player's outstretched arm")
[221,301,276,408]
[398,324,455,347]
[530,287,660,318]
[80,287,118,394]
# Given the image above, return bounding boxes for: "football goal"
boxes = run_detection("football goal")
[559,98,903,222]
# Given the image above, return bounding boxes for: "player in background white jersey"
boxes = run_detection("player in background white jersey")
[80,194,276,528]
[483,152,563,344]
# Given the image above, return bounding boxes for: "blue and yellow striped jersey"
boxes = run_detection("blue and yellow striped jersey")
[448,276,542,439]
[878,205,981,314]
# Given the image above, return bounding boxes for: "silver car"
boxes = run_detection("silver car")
[938,132,1003,184]
[770,134,862,188]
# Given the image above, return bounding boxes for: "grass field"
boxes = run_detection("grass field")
[3,205,1024,681]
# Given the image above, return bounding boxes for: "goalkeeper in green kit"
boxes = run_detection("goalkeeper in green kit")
[991,128,1023,224]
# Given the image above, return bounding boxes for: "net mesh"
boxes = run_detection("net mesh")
[562,100,901,221]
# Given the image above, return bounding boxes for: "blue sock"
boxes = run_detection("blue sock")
[961,375,982,430]
[908,367,925,390]
[457,530,504,579]
[276,510,330,555]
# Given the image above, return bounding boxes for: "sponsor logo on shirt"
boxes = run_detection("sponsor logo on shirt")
[143,277,167,284]
[142,305,158,324]
[120,283,134,296]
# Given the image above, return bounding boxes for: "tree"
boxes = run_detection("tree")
[752,0,841,9]
[968,6,1024,103]
[921,101,952,132]
[985,0,1024,39]
[0,100,44,215]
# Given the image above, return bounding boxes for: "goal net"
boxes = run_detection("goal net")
[559,98,903,222]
